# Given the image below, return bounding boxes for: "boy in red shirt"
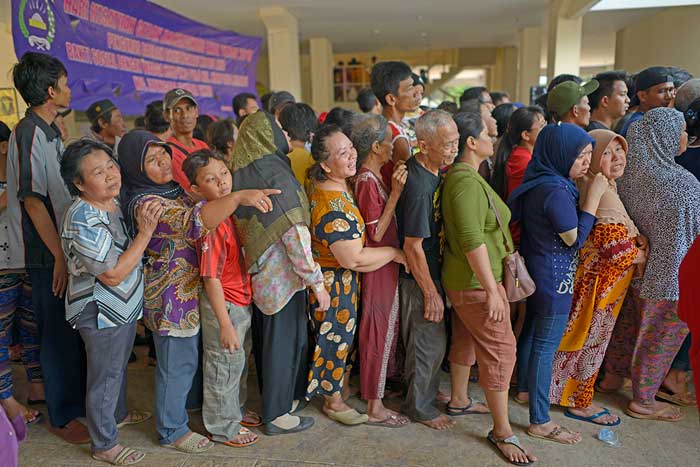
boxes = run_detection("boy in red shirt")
[183,149,259,448]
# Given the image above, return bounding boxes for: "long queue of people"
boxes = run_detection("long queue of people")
[0,51,698,467]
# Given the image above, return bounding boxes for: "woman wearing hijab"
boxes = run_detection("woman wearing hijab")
[119,130,277,452]
[600,108,700,421]
[230,111,330,436]
[509,123,608,444]
[549,130,647,427]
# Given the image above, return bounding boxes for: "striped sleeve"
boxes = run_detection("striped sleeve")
[14,122,48,202]
[197,225,227,279]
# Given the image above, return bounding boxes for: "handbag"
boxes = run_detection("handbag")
[483,189,536,302]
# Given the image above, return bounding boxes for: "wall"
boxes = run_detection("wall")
[615,6,700,76]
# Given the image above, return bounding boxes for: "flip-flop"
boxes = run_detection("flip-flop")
[512,395,528,405]
[527,425,581,445]
[656,390,697,407]
[487,430,535,466]
[564,408,621,426]
[163,432,214,453]
[445,398,489,416]
[625,405,684,422]
[25,410,43,425]
[324,408,369,426]
[117,410,152,428]
[365,414,409,428]
[241,410,263,427]
[215,427,259,448]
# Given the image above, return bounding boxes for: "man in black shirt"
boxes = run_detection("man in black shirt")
[587,71,630,132]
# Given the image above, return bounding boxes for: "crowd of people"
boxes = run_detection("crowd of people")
[0,50,698,467]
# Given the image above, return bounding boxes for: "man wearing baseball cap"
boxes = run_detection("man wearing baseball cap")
[547,79,599,129]
[619,66,675,137]
[86,99,125,156]
[162,88,209,191]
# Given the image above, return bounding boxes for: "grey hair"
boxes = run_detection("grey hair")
[675,78,700,112]
[350,114,388,168]
[415,109,455,141]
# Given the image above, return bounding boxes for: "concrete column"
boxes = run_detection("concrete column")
[259,6,302,99]
[490,47,518,99]
[546,0,583,80]
[309,37,334,112]
[518,27,542,103]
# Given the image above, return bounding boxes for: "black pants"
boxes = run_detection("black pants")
[252,290,309,424]
[28,267,86,427]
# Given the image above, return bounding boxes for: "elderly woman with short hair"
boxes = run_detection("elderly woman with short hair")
[351,115,409,427]
[60,139,162,466]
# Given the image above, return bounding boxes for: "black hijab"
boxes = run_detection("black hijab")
[119,130,183,235]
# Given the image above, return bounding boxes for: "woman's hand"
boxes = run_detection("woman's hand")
[219,323,241,353]
[136,199,164,236]
[392,248,410,273]
[587,173,609,201]
[390,163,408,197]
[635,234,649,253]
[484,286,509,322]
[313,284,331,311]
[237,189,282,213]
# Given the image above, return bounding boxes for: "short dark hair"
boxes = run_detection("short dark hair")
[357,88,379,113]
[260,93,273,114]
[194,115,215,141]
[589,71,629,110]
[60,139,115,196]
[233,92,257,117]
[437,101,459,114]
[669,67,694,89]
[453,111,485,157]
[459,99,485,114]
[91,109,114,134]
[0,121,11,143]
[145,100,170,134]
[371,61,413,107]
[206,118,237,154]
[490,91,510,105]
[13,52,68,107]
[547,74,582,92]
[460,86,488,104]
[309,124,344,182]
[133,116,146,129]
[324,107,355,136]
[279,103,318,143]
[182,148,227,186]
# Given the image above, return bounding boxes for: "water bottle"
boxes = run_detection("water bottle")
[597,428,621,447]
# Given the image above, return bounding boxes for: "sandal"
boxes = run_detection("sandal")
[656,389,697,407]
[92,447,145,466]
[625,404,684,422]
[241,410,263,427]
[25,409,43,425]
[324,408,369,426]
[512,394,528,405]
[164,431,214,453]
[365,414,410,428]
[219,427,259,448]
[446,397,489,416]
[117,410,152,428]
[527,425,581,445]
[564,408,620,426]
[487,430,535,466]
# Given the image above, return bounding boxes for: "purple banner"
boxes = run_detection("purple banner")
[12,0,262,116]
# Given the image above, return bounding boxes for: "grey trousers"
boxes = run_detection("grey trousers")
[399,277,446,422]
[77,302,136,452]
[200,294,252,442]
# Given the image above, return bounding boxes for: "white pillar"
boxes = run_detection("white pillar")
[518,27,542,103]
[546,0,582,80]
[309,37,334,112]
[259,6,302,99]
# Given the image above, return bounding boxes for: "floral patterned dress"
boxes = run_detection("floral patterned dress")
[306,188,365,399]
[549,223,638,408]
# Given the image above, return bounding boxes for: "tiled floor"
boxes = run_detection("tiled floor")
[12,346,700,467]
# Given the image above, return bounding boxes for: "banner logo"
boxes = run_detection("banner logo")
[18,0,55,51]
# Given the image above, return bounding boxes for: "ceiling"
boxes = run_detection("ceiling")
[152,0,661,64]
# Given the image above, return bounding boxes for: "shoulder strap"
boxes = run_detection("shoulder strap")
[166,141,192,156]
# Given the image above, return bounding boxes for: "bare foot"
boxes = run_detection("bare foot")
[628,400,684,421]
[567,404,619,425]
[436,390,450,403]
[367,407,409,426]
[491,429,538,464]
[92,444,144,464]
[0,397,40,423]
[419,414,455,430]
[242,410,262,426]
[528,421,581,444]
[228,428,258,445]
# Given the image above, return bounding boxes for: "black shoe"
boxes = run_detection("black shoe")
[264,416,315,436]
[128,351,137,363]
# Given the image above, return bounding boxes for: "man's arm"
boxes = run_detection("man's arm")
[24,196,66,297]
[403,236,443,322]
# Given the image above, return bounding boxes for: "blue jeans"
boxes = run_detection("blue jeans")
[516,309,569,425]
[153,332,199,445]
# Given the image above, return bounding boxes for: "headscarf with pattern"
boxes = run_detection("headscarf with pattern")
[231,111,310,270]
[617,107,700,300]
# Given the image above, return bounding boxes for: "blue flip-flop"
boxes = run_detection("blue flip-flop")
[564,408,621,426]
